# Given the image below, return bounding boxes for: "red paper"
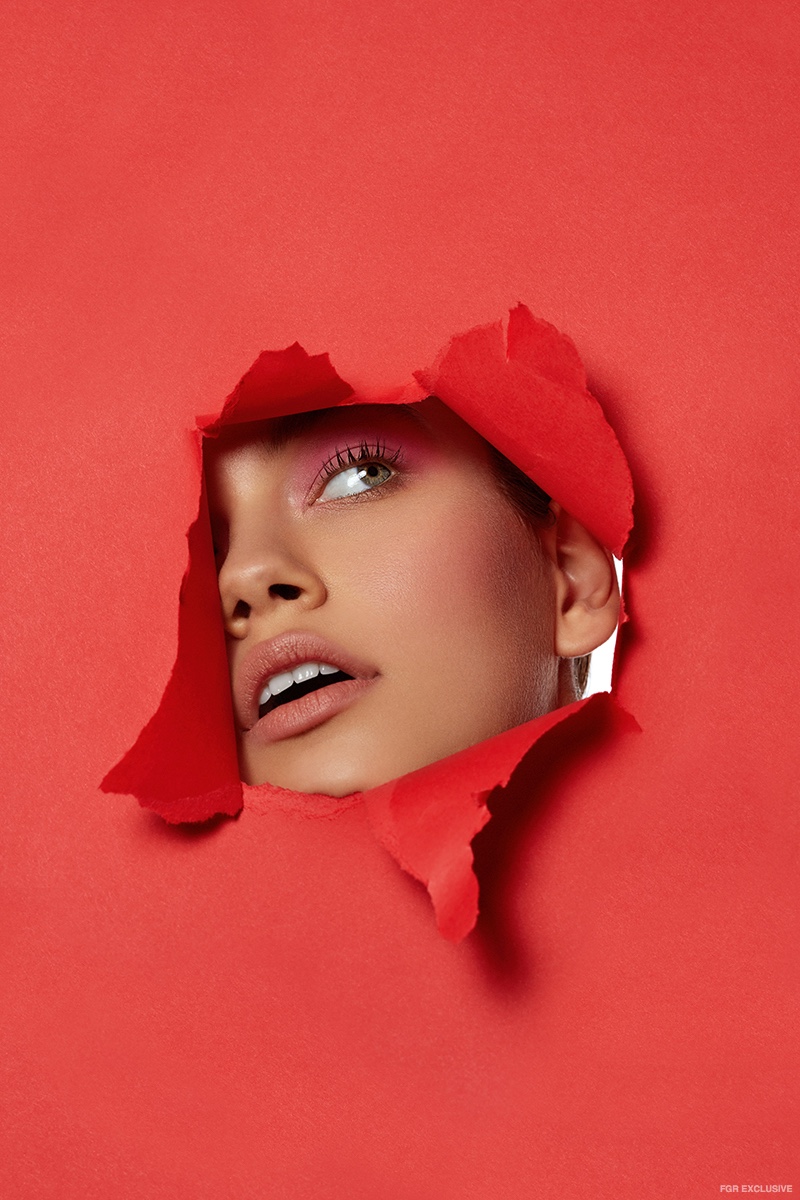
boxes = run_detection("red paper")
[102,308,634,940]
[416,304,634,556]
[364,693,635,941]
[7,3,795,1191]
[100,479,242,822]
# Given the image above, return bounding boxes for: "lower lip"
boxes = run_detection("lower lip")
[245,677,377,745]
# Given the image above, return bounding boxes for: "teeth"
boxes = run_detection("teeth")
[292,663,320,684]
[268,670,294,696]
[258,661,339,710]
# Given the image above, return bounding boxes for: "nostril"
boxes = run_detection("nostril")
[269,584,302,600]
[232,600,250,620]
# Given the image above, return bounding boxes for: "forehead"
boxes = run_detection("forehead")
[204,398,495,477]
[208,402,428,459]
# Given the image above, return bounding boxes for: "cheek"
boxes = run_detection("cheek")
[355,498,556,739]
[322,495,553,661]
[399,510,518,616]
[427,509,553,658]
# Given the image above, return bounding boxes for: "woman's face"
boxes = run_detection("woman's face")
[205,399,561,797]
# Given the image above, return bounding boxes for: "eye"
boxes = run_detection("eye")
[318,460,395,501]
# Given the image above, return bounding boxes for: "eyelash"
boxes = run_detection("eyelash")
[315,440,403,489]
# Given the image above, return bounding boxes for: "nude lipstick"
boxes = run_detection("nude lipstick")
[235,631,379,744]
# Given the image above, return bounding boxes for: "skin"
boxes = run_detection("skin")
[205,399,613,797]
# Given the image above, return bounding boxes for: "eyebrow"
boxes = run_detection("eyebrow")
[264,402,430,451]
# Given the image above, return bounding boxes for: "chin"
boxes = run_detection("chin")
[242,753,372,798]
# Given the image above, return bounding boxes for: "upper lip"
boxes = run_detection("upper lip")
[235,630,379,731]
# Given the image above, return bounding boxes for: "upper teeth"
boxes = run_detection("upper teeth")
[259,662,340,707]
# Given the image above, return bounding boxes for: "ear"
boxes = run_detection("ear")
[540,504,621,658]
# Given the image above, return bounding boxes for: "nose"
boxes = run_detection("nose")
[218,542,328,639]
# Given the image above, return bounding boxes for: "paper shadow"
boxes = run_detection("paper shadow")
[471,698,620,994]
[137,808,237,845]
[588,372,656,574]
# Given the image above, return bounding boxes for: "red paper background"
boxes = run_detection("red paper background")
[3,2,797,1196]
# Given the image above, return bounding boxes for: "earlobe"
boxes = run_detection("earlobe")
[545,504,621,659]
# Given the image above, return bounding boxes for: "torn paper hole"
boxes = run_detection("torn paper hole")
[585,558,624,696]
[102,305,636,941]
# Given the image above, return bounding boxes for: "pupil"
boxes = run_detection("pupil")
[366,464,379,477]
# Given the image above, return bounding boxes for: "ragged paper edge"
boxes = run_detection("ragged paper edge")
[101,344,357,820]
[415,304,634,557]
[102,306,637,938]
[100,463,243,822]
[363,693,639,942]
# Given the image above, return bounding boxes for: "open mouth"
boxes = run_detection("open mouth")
[257,661,355,720]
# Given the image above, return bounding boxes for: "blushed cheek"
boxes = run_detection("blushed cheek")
[404,504,547,627]
[362,500,555,701]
